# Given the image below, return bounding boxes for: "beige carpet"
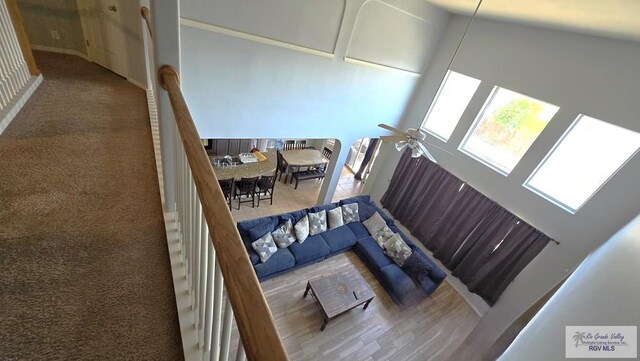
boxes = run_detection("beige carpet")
[0,52,183,360]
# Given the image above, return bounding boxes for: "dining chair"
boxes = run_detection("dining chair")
[322,147,333,160]
[233,177,258,209]
[276,151,290,183]
[284,140,295,151]
[218,178,234,209]
[255,174,276,207]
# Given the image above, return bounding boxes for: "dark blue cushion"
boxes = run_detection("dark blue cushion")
[354,236,392,269]
[281,208,308,224]
[356,201,377,220]
[347,222,370,239]
[338,195,371,206]
[288,235,330,265]
[379,264,419,301]
[238,216,278,239]
[322,226,358,253]
[310,202,339,213]
[247,219,278,241]
[429,261,447,284]
[253,248,295,279]
[371,201,395,226]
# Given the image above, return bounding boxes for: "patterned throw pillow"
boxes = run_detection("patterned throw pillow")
[271,219,296,248]
[363,212,386,236]
[372,225,395,248]
[327,207,344,230]
[383,233,413,267]
[308,210,327,236]
[251,233,278,263]
[341,203,359,224]
[294,215,310,243]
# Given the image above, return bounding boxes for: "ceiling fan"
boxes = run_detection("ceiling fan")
[378,123,452,163]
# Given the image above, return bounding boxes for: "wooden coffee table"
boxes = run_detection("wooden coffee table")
[303,266,374,331]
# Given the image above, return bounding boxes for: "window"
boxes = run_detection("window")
[421,70,481,141]
[525,115,640,213]
[459,87,559,174]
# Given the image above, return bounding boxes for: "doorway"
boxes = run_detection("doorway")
[77,0,127,77]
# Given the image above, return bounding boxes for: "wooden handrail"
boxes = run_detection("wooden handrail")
[141,6,152,39]
[157,65,289,361]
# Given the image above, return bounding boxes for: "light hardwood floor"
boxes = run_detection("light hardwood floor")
[258,252,479,361]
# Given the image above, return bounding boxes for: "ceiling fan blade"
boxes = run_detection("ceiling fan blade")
[379,135,406,142]
[378,123,410,136]
[419,139,455,155]
[417,142,438,163]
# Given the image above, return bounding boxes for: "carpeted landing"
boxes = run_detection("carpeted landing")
[0,51,183,360]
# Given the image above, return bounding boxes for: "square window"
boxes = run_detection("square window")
[421,70,481,141]
[459,87,559,175]
[525,115,640,213]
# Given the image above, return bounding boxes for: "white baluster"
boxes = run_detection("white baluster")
[203,239,215,358]
[198,220,209,347]
[219,297,233,361]
[210,259,224,361]
[235,340,246,361]
[193,197,202,324]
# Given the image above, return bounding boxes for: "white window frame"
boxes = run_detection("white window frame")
[458,86,557,176]
[420,70,481,142]
[523,115,640,214]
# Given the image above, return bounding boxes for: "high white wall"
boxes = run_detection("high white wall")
[178,0,450,203]
[17,0,86,55]
[500,214,640,360]
[366,15,640,346]
[119,0,147,86]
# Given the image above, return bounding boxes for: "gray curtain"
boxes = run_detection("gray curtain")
[381,150,463,241]
[452,219,551,305]
[381,150,552,305]
[429,187,496,265]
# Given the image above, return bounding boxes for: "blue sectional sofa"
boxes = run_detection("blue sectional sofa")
[237,195,446,304]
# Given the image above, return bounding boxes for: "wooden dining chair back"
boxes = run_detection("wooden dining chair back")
[255,174,276,206]
[283,140,295,151]
[218,178,234,209]
[276,151,290,183]
[233,177,258,209]
[322,147,333,160]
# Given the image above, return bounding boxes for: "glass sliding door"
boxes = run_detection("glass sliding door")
[345,138,370,173]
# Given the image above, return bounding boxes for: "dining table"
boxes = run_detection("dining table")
[210,151,277,181]
[281,149,330,183]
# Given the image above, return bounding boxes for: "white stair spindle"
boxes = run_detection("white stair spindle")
[210,259,224,361]
[203,239,215,355]
[219,297,233,361]
[234,339,246,361]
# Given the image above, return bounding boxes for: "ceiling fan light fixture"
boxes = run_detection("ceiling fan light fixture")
[411,146,423,158]
[395,140,408,152]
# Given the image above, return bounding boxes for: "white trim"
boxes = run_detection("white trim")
[180,17,336,59]
[343,57,421,77]
[127,77,148,90]
[0,75,43,135]
[344,0,437,75]
[146,87,200,361]
[163,212,203,361]
[30,45,89,61]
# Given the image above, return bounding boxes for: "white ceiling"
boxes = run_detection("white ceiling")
[426,0,640,41]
